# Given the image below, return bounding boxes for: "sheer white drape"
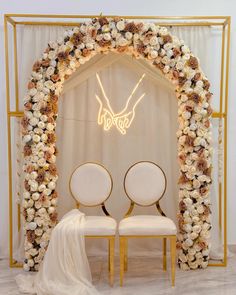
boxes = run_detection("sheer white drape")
[16,210,100,295]
[4,24,223,261]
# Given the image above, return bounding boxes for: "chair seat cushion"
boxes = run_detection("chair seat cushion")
[84,216,117,236]
[119,215,177,236]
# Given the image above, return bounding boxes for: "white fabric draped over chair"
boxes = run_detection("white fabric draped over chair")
[2,24,224,262]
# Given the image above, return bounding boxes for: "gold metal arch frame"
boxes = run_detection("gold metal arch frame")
[4,14,231,268]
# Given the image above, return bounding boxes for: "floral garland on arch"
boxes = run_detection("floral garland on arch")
[21,17,212,271]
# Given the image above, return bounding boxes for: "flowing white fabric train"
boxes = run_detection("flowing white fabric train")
[16,209,100,295]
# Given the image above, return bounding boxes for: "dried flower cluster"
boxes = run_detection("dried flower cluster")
[22,17,212,271]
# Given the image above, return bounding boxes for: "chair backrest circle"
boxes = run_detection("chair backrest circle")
[124,161,167,206]
[69,162,113,206]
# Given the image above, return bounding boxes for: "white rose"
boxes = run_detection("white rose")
[201,261,208,268]
[35,217,44,226]
[30,181,38,192]
[29,88,37,97]
[25,242,33,251]
[189,261,198,269]
[181,45,190,54]
[38,184,46,192]
[190,232,198,240]
[184,224,192,232]
[187,254,195,262]
[51,198,58,206]
[49,155,56,163]
[41,134,48,142]
[27,259,35,267]
[40,115,48,122]
[40,241,48,249]
[23,191,30,199]
[192,216,200,223]
[48,181,56,190]
[46,66,55,77]
[161,56,170,65]
[184,238,194,247]
[149,36,158,46]
[149,50,158,59]
[27,222,37,231]
[32,134,40,143]
[116,21,125,31]
[38,151,44,159]
[30,171,38,180]
[125,31,133,40]
[179,253,187,262]
[184,198,193,206]
[33,110,41,119]
[202,249,210,256]
[23,263,30,271]
[193,179,201,189]
[32,192,40,201]
[159,48,166,57]
[159,27,168,35]
[182,111,191,120]
[48,207,55,214]
[27,208,35,217]
[166,49,173,58]
[192,225,201,233]
[38,207,46,215]
[163,43,172,51]
[29,248,38,256]
[163,66,170,74]
[38,121,45,129]
[118,37,128,47]
[176,61,185,70]
[43,188,52,196]
[180,263,190,271]
[35,201,42,209]
[103,33,111,41]
[46,123,54,132]
[188,248,196,256]
[44,80,54,90]
[38,158,46,167]
[35,228,43,236]
[27,199,34,208]
[23,135,32,143]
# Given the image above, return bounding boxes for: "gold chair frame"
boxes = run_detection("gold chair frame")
[69,162,115,286]
[119,161,176,286]
[4,14,230,269]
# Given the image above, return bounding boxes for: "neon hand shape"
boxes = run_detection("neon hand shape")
[95,73,146,134]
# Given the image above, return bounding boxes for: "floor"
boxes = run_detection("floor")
[0,255,236,295]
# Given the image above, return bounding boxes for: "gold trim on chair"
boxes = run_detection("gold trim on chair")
[123,161,167,207]
[69,161,113,207]
[69,162,115,286]
[119,161,177,287]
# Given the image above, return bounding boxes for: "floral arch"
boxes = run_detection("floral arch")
[21,17,212,271]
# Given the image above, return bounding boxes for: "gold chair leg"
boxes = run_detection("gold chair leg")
[108,239,110,272]
[170,236,176,287]
[124,238,128,272]
[109,237,115,287]
[163,237,167,271]
[120,237,125,286]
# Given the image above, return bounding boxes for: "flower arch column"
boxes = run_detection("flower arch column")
[21,17,213,271]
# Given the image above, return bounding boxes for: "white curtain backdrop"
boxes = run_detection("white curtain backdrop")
[2,24,224,260]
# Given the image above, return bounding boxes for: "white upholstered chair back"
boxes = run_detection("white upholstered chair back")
[69,162,113,206]
[124,161,167,206]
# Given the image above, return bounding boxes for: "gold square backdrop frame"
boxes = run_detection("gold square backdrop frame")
[4,14,231,268]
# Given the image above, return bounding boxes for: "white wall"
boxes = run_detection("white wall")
[0,0,235,256]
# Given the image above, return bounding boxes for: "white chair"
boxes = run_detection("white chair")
[118,161,177,286]
[69,162,116,286]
